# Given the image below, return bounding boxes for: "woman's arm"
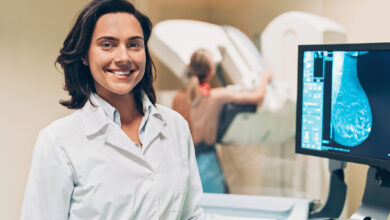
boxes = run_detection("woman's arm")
[21,130,75,220]
[215,69,272,105]
[172,90,191,124]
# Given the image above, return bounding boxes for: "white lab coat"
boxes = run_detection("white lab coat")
[21,94,205,220]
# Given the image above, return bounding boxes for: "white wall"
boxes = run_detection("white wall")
[0,1,88,219]
[323,0,390,43]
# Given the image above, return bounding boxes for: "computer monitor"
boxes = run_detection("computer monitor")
[296,43,390,169]
[296,43,390,219]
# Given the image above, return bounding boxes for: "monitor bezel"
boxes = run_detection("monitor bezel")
[296,42,390,170]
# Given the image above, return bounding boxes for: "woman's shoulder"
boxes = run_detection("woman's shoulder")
[209,87,233,102]
[156,104,185,120]
[40,111,81,139]
[155,104,189,128]
[172,89,188,107]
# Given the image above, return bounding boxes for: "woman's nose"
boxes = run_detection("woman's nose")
[114,45,132,64]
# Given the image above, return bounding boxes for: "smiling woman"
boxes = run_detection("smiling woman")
[20,0,205,219]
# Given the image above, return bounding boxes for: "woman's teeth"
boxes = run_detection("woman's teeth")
[113,71,130,76]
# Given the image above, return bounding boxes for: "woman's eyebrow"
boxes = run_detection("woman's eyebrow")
[128,36,144,41]
[95,36,144,41]
[96,36,118,41]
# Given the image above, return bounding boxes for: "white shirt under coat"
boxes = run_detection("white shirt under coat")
[21,93,205,220]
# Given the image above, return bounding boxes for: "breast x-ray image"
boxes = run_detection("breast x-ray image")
[302,50,390,160]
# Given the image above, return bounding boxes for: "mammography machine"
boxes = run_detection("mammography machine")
[150,12,347,219]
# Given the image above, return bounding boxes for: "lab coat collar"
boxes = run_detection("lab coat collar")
[80,92,167,138]
[79,93,167,171]
[80,95,110,137]
[139,93,167,150]
[92,93,117,124]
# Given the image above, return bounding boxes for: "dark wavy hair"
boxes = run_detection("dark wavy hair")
[56,0,156,113]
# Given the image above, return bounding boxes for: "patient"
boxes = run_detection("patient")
[172,48,272,193]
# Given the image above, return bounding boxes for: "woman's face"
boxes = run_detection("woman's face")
[87,12,146,98]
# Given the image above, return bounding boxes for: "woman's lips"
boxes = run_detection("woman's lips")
[106,69,135,79]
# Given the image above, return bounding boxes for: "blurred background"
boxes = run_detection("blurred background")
[1,0,390,219]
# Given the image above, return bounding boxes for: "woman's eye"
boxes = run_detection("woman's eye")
[102,42,111,48]
[128,42,143,49]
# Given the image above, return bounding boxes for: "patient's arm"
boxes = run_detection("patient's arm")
[172,89,191,123]
[214,69,272,105]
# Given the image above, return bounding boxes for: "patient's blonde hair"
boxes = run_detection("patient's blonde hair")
[186,49,214,103]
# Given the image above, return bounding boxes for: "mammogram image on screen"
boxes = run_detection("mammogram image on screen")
[331,51,372,147]
[302,49,390,161]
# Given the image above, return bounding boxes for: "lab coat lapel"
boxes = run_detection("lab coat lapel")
[80,98,153,170]
[104,126,155,171]
[142,113,167,151]
[138,95,167,151]
[105,126,141,157]
[80,99,110,136]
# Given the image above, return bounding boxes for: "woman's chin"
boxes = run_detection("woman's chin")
[97,86,135,97]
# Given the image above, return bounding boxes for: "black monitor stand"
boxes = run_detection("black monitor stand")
[350,166,390,220]
[310,159,347,219]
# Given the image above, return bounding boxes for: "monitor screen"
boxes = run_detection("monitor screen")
[296,43,390,169]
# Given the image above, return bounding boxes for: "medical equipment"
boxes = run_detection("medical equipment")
[150,11,347,219]
[199,193,310,220]
[150,12,345,146]
[296,43,390,219]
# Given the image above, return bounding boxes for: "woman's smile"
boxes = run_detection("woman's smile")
[105,68,135,79]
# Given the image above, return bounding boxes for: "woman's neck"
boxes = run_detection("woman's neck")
[96,90,141,124]
[199,82,211,96]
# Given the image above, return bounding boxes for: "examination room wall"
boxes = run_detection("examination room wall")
[0,1,89,219]
[1,1,390,219]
